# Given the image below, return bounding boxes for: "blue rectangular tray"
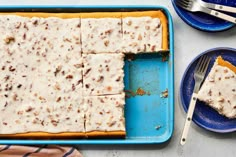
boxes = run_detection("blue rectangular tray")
[0,5,174,145]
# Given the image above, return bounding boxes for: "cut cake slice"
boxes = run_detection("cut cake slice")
[82,53,124,96]
[81,17,122,54]
[122,16,162,53]
[84,93,126,137]
[198,56,236,119]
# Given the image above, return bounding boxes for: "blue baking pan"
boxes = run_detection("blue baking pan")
[0,5,174,144]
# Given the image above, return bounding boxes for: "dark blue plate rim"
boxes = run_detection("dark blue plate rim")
[180,47,236,133]
[171,0,235,32]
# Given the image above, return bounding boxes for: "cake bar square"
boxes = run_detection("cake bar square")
[51,96,84,133]
[82,53,124,96]
[81,18,122,54]
[198,56,236,119]
[122,17,162,53]
[84,93,126,134]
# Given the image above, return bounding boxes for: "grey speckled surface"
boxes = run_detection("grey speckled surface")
[0,0,236,156]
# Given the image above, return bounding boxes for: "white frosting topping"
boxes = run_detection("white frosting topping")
[84,93,125,132]
[82,53,124,96]
[122,17,162,53]
[81,18,122,54]
[0,14,164,135]
[198,62,236,118]
[0,15,84,133]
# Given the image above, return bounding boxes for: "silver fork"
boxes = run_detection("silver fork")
[195,0,236,13]
[175,0,236,24]
[180,55,211,145]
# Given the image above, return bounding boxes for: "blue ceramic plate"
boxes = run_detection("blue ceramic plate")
[180,47,236,133]
[172,0,236,32]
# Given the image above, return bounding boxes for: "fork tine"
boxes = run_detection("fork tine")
[198,55,208,72]
[201,56,211,74]
[176,0,194,10]
[175,0,189,8]
[199,55,209,73]
[177,0,191,5]
[195,56,204,72]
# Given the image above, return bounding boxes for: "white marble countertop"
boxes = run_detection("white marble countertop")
[0,0,236,156]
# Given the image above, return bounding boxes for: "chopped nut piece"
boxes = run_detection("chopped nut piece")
[9,66,16,72]
[72,84,76,91]
[74,64,82,68]
[4,75,10,81]
[41,120,45,126]
[84,68,91,76]
[4,102,8,107]
[39,96,46,102]
[25,106,34,112]
[56,97,61,102]
[54,83,61,90]
[54,66,62,76]
[97,76,104,82]
[105,29,113,35]
[151,45,156,51]
[32,20,38,25]
[127,20,132,26]
[106,86,112,91]
[4,36,15,44]
[138,34,142,40]
[12,94,18,101]
[17,111,23,115]
[104,40,109,47]
[15,22,21,28]
[17,84,22,88]
[66,75,73,79]
[217,97,224,103]
[15,120,20,124]
[208,90,212,96]
[107,121,116,127]
[145,25,150,30]
[85,84,90,89]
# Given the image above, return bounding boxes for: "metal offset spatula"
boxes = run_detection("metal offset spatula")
[180,55,211,145]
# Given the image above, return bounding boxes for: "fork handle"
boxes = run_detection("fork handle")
[206,3,236,13]
[180,93,198,146]
[203,8,236,24]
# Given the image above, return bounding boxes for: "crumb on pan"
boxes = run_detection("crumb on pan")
[125,88,151,98]
[125,90,136,98]
[161,89,168,98]
[126,54,136,61]
[155,125,161,130]
[160,51,169,62]
[136,87,146,96]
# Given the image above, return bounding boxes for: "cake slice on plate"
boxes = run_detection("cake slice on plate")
[198,56,236,119]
